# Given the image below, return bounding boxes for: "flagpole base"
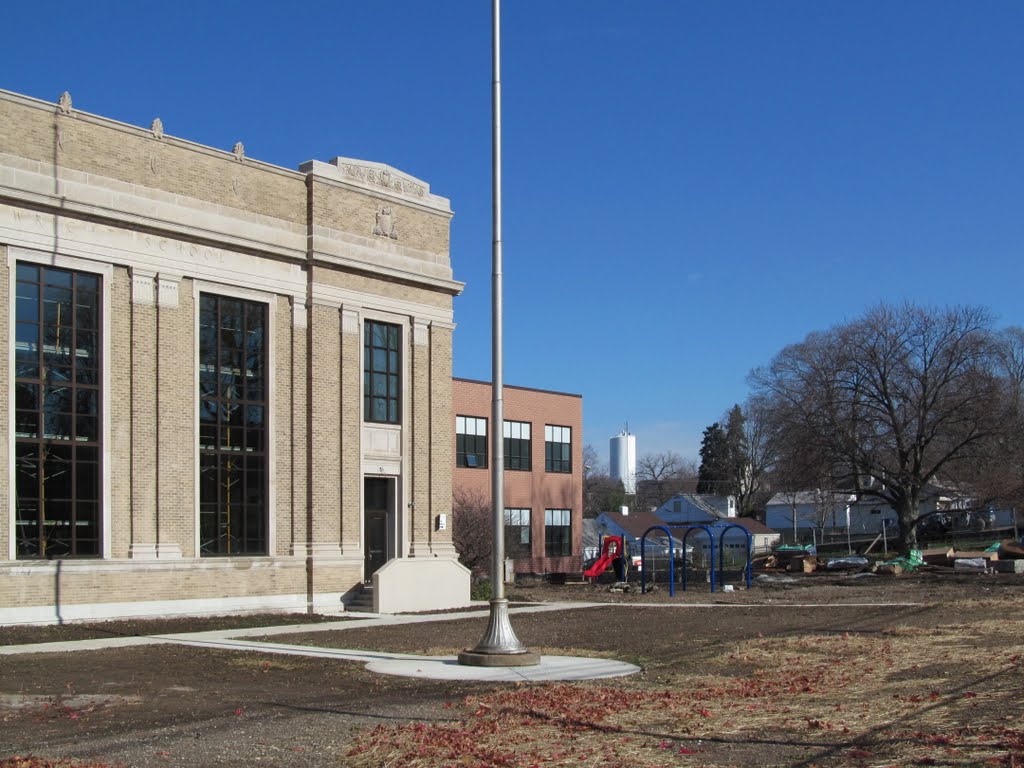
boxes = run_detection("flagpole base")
[458,598,540,667]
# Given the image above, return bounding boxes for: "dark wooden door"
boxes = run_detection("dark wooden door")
[364,478,390,579]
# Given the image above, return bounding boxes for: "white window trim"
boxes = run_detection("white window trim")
[192,280,277,559]
[7,247,114,560]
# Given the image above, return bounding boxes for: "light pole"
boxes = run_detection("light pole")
[459,0,539,667]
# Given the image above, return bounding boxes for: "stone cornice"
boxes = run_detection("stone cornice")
[310,246,464,297]
[0,89,303,182]
[0,152,307,262]
[309,280,455,325]
[301,158,453,217]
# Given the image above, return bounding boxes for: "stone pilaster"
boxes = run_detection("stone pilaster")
[339,307,362,556]
[429,323,457,558]
[129,268,158,553]
[306,302,343,557]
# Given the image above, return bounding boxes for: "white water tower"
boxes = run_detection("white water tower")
[609,428,636,495]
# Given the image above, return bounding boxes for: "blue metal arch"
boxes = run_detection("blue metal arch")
[716,523,753,589]
[681,526,716,593]
[640,525,676,596]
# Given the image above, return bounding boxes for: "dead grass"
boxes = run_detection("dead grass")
[345,614,1024,767]
[226,656,303,672]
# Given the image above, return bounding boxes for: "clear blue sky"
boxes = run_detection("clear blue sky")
[4,1,1022,467]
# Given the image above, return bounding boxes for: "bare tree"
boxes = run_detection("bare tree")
[635,451,698,511]
[583,444,604,477]
[736,396,780,517]
[451,487,492,576]
[752,303,1009,552]
[964,327,1024,512]
[582,443,625,518]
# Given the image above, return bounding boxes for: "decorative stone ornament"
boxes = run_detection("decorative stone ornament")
[151,118,164,140]
[58,91,72,114]
[233,142,245,161]
[373,206,398,240]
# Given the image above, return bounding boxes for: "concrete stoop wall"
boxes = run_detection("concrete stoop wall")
[372,558,471,614]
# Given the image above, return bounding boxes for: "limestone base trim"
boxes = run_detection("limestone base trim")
[0,591,349,626]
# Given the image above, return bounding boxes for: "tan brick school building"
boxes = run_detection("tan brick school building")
[0,89,469,623]
[453,378,583,577]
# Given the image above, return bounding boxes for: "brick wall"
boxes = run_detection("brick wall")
[310,179,449,256]
[309,304,343,548]
[339,318,361,555]
[452,379,584,575]
[157,281,196,557]
[130,283,158,550]
[109,269,132,557]
[430,327,455,551]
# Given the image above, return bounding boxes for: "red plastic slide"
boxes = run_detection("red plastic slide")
[583,536,624,578]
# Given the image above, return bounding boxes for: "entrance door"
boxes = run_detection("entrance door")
[364,478,390,579]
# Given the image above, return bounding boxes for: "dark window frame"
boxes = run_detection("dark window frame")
[363,320,402,424]
[198,293,268,557]
[456,415,488,469]
[544,508,572,557]
[503,419,531,471]
[544,424,572,474]
[504,507,532,558]
[14,262,103,559]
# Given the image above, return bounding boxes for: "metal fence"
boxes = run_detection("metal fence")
[775,524,1019,556]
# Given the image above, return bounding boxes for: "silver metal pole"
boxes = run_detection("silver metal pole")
[459,0,538,667]
[491,0,505,608]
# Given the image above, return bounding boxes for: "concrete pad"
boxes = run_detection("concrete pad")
[365,654,641,682]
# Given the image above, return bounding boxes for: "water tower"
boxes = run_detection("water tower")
[609,427,636,495]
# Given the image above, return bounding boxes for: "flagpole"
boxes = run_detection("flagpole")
[459,0,539,667]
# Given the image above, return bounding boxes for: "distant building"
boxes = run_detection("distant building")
[656,493,738,523]
[452,378,583,577]
[765,486,1015,541]
[652,494,778,554]
[609,429,636,495]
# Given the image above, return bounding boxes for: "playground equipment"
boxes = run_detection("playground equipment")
[640,523,752,596]
[584,535,626,580]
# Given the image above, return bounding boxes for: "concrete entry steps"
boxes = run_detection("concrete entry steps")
[347,584,375,612]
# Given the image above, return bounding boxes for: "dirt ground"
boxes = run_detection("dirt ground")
[2,573,1023,767]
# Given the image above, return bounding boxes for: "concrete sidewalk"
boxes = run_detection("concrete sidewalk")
[0,601,642,681]
[0,599,923,681]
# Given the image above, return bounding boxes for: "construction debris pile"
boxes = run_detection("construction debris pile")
[757,539,1024,577]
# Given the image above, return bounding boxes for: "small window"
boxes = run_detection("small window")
[544,424,571,473]
[544,508,571,557]
[503,420,531,471]
[456,416,487,469]
[504,508,531,557]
